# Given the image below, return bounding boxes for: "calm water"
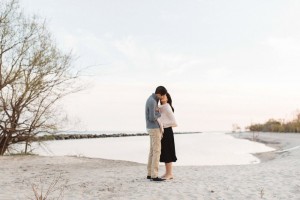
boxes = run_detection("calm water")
[24,132,274,166]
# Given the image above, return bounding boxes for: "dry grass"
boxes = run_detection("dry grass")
[260,188,265,199]
[29,174,68,200]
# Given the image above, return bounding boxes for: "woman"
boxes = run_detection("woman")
[159,93,177,180]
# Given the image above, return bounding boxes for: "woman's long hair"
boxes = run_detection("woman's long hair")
[166,93,175,112]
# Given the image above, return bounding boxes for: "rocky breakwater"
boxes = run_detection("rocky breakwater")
[35,132,201,141]
[35,133,148,141]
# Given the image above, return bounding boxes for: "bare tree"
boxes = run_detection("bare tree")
[0,0,82,155]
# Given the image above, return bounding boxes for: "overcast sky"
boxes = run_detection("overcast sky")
[19,0,300,132]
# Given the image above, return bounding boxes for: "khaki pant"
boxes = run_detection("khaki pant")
[147,128,162,178]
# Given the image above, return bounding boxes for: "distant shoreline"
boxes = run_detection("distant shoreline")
[34,131,202,141]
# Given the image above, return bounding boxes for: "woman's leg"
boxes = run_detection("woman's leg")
[164,162,173,179]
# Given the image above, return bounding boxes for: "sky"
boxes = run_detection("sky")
[19,0,300,132]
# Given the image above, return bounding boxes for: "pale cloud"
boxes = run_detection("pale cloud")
[160,10,184,21]
[63,34,79,51]
[264,37,300,58]
[205,67,232,81]
[112,36,209,80]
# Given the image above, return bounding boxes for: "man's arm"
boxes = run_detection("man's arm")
[148,100,161,122]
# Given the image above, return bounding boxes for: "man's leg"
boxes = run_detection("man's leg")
[147,131,153,177]
[150,128,162,178]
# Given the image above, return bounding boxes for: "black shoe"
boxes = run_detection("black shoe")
[151,177,166,181]
[147,176,151,179]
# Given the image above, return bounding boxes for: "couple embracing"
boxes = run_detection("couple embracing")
[145,86,177,182]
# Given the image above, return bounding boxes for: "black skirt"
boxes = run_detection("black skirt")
[160,127,177,163]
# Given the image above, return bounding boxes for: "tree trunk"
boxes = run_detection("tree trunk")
[24,139,28,154]
[0,135,11,155]
[0,145,8,155]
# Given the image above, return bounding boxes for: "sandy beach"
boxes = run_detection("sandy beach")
[1,132,300,200]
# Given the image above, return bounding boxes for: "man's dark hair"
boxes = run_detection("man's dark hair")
[155,86,167,95]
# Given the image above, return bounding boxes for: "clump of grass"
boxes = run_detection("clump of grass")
[260,188,265,199]
[29,174,68,200]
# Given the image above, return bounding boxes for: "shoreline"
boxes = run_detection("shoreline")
[228,132,281,162]
[228,132,300,162]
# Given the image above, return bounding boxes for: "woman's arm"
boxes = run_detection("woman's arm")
[165,104,178,127]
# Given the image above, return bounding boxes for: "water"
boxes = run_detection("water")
[24,132,274,166]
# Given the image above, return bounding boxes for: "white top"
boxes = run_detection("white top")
[158,103,178,128]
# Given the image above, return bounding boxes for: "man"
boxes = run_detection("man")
[145,86,167,181]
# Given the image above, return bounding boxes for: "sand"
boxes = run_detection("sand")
[0,132,300,200]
